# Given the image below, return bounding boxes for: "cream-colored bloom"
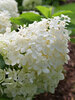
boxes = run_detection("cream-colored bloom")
[0,11,11,34]
[0,0,19,17]
[0,15,70,100]
[0,15,70,72]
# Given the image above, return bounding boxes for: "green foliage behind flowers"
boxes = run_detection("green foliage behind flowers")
[0,55,6,69]
[22,0,42,10]
[10,5,74,42]
[70,38,75,43]
[0,97,11,100]
[10,5,72,26]
[36,6,54,18]
[15,0,24,13]
[16,0,23,6]
[10,12,43,26]
[36,6,72,18]
[56,3,75,36]
[56,3,75,25]
[42,0,66,6]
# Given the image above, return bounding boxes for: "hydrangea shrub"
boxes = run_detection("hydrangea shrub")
[0,15,70,100]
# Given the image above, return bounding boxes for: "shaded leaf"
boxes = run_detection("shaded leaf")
[0,55,6,69]
[67,23,75,30]
[71,38,75,43]
[0,97,11,100]
[66,23,75,36]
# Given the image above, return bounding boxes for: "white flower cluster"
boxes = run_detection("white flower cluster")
[22,0,42,10]
[0,15,70,100]
[0,11,11,34]
[0,0,19,17]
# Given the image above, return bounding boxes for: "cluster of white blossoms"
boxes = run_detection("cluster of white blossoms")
[0,0,19,17]
[22,0,42,10]
[0,11,11,34]
[0,15,70,100]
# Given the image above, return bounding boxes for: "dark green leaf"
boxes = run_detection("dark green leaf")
[70,29,75,36]
[66,23,75,36]
[67,23,75,30]
[0,55,6,69]
[0,97,11,100]
[52,1,59,7]
[71,38,75,43]
[16,0,22,6]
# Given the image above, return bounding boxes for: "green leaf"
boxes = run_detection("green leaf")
[66,23,75,36]
[67,23,75,30]
[61,0,66,2]
[36,6,51,18]
[55,3,75,25]
[20,12,43,21]
[10,12,42,26]
[45,0,51,4]
[70,29,75,36]
[52,0,59,7]
[10,17,26,26]
[71,38,75,43]
[0,97,11,100]
[0,55,6,69]
[49,6,54,18]
[52,10,72,17]
[16,0,22,6]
